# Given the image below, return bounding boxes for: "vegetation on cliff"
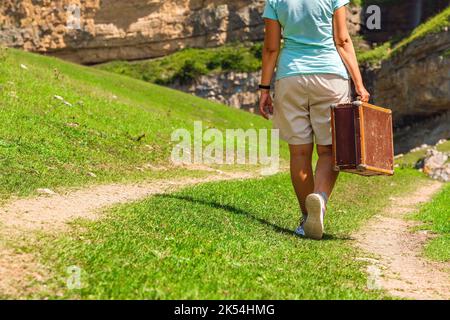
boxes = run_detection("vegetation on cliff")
[394,5,450,52]
[97,43,263,85]
[358,5,450,64]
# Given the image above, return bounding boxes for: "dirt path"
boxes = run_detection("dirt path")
[2,171,448,299]
[0,171,256,298]
[354,180,449,300]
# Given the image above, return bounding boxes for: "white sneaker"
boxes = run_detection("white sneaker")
[304,193,326,240]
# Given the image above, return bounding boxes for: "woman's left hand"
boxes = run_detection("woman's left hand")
[355,85,370,103]
[259,90,273,120]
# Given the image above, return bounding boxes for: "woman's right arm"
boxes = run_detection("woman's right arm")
[259,18,282,119]
[333,6,370,102]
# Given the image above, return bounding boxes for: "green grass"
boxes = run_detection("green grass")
[358,42,392,65]
[411,183,450,262]
[350,0,363,5]
[96,43,263,85]
[437,140,450,153]
[0,48,284,200]
[37,167,427,299]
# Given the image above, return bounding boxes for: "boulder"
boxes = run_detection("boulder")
[417,148,450,182]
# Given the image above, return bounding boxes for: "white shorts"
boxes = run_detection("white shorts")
[273,74,351,145]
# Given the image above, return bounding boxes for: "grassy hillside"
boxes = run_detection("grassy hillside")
[0,48,282,199]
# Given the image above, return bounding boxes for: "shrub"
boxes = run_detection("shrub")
[172,59,208,84]
[250,43,263,59]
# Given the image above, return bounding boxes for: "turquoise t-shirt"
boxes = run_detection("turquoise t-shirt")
[263,0,350,80]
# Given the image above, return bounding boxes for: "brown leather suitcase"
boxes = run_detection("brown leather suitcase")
[331,101,394,176]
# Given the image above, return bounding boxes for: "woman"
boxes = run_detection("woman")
[259,0,370,239]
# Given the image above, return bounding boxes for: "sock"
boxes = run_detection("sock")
[318,191,328,204]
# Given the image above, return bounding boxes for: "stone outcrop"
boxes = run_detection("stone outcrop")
[422,148,449,182]
[0,0,361,65]
[371,30,450,127]
[172,71,262,112]
[414,143,450,182]
[362,29,450,153]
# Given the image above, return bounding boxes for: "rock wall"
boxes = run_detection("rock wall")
[0,0,361,65]
[172,71,262,113]
[4,0,448,63]
[364,29,450,153]
[372,30,450,127]
[0,0,266,64]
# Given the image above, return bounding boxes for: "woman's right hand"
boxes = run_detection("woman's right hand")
[259,90,274,120]
[355,85,370,103]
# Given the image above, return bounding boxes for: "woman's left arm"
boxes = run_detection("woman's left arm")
[259,19,282,119]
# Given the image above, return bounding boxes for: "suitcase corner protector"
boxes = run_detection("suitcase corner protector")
[357,164,367,171]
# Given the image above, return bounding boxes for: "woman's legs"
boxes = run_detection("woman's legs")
[314,145,339,200]
[297,144,339,239]
[289,144,339,215]
[289,144,314,216]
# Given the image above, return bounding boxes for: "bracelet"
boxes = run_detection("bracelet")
[258,84,271,90]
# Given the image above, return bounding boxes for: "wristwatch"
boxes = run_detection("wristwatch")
[258,84,271,90]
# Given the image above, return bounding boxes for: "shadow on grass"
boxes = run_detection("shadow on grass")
[156,194,351,241]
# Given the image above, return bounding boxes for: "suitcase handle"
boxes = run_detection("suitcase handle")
[331,101,363,108]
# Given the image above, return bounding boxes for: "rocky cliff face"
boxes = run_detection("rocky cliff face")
[0,0,362,65]
[372,30,450,153]
[372,30,450,127]
[172,71,262,113]
[0,0,266,64]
